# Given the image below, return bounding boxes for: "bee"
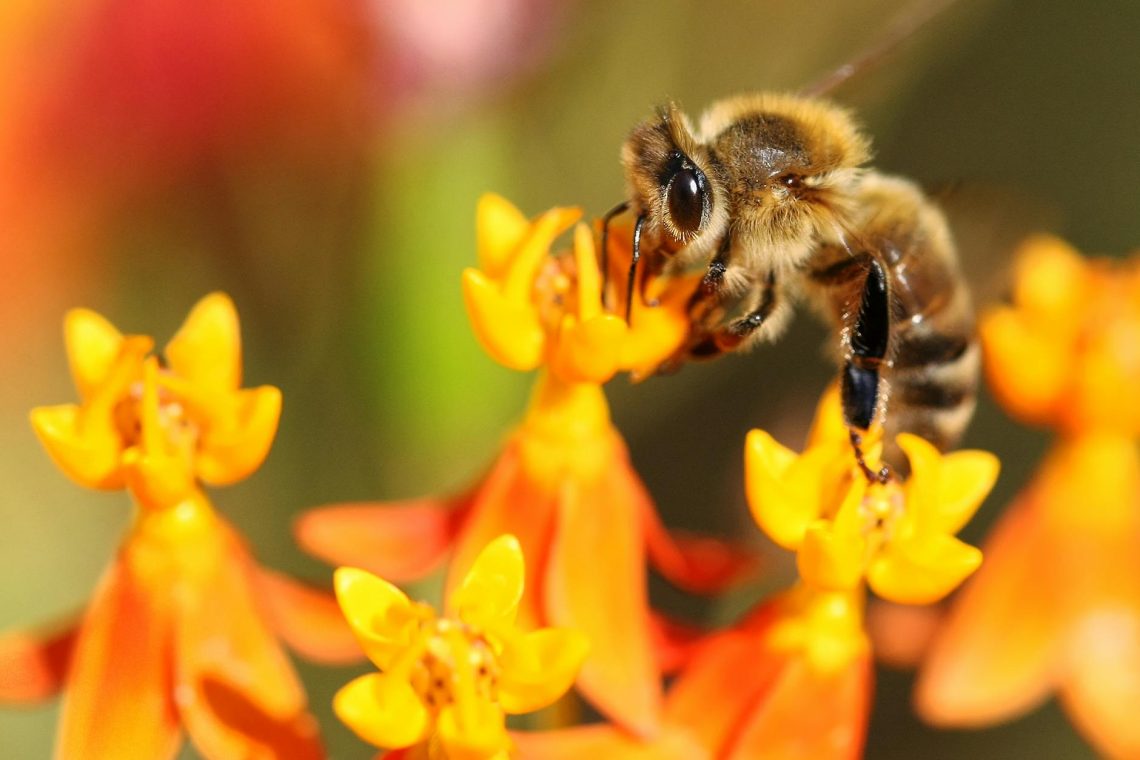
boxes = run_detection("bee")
[604,92,978,476]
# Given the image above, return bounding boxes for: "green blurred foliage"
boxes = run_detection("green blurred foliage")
[5,0,1140,757]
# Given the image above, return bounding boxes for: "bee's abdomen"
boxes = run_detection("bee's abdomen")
[806,173,978,458]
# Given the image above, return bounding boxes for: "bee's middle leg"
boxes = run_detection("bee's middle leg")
[842,258,892,482]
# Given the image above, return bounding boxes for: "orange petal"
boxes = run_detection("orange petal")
[916,496,1059,726]
[295,496,466,583]
[63,307,124,399]
[254,568,363,665]
[0,617,79,702]
[173,524,321,759]
[165,292,242,393]
[641,493,760,594]
[56,558,180,760]
[1060,606,1140,759]
[195,386,282,486]
[663,607,784,751]
[980,306,1069,426]
[445,439,556,631]
[865,600,943,670]
[650,612,708,675]
[724,650,873,760]
[544,460,662,738]
[512,724,708,760]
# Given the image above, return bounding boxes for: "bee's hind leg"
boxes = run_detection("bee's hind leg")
[842,258,892,484]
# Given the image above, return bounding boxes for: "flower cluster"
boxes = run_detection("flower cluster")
[915,236,1140,759]
[14,195,1139,760]
[1,294,356,759]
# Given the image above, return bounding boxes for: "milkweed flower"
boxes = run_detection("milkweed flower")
[916,236,1140,759]
[516,389,998,759]
[0,293,357,759]
[334,534,588,758]
[297,194,755,737]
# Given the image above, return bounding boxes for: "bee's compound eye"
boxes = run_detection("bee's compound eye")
[667,168,706,234]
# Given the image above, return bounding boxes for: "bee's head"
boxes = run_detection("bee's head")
[620,103,728,257]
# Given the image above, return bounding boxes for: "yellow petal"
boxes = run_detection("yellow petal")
[122,445,196,509]
[461,268,545,371]
[798,518,866,592]
[449,535,524,631]
[744,430,831,550]
[868,533,982,605]
[933,450,1000,536]
[196,386,282,486]
[477,194,531,279]
[165,292,242,393]
[334,673,428,750]
[501,206,582,302]
[334,567,415,670]
[805,383,848,448]
[981,307,1068,425]
[498,627,589,714]
[1011,235,1090,319]
[572,223,602,321]
[552,314,627,384]
[437,701,510,760]
[64,308,125,400]
[30,404,125,489]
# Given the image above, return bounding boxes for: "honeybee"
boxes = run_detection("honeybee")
[604,93,978,475]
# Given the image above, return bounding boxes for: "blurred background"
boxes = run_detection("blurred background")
[2,0,1138,756]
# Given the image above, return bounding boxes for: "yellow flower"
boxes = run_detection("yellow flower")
[334,534,589,758]
[982,235,1140,435]
[30,293,281,507]
[299,196,755,738]
[745,388,998,604]
[463,193,692,383]
[2,294,360,760]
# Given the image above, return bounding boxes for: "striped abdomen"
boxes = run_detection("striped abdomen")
[806,174,979,463]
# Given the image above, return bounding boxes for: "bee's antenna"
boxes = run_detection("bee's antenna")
[626,214,647,324]
[600,200,630,313]
[800,0,961,99]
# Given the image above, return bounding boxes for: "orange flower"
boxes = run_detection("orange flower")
[917,238,1140,759]
[296,195,755,737]
[513,585,873,760]
[0,294,358,759]
[515,388,996,759]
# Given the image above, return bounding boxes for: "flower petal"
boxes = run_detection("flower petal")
[552,314,627,384]
[477,193,530,278]
[334,673,428,750]
[195,385,282,486]
[916,497,1059,726]
[30,403,124,489]
[173,524,319,760]
[868,533,982,605]
[724,649,872,760]
[0,617,78,702]
[56,558,180,760]
[934,451,1000,535]
[296,496,465,583]
[498,627,589,714]
[544,464,662,737]
[437,701,510,760]
[461,267,545,371]
[449,534,525,631]
[334,567,415,670]
[798,515,866,593]
[745,430,836,550]
[980,306,1069,426]
[63,307,124,399]
[512,724,708,760]
[164,292,242,393]
[1060,606,1140,759]
[254,568,363,664]
[642,496,759,594]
